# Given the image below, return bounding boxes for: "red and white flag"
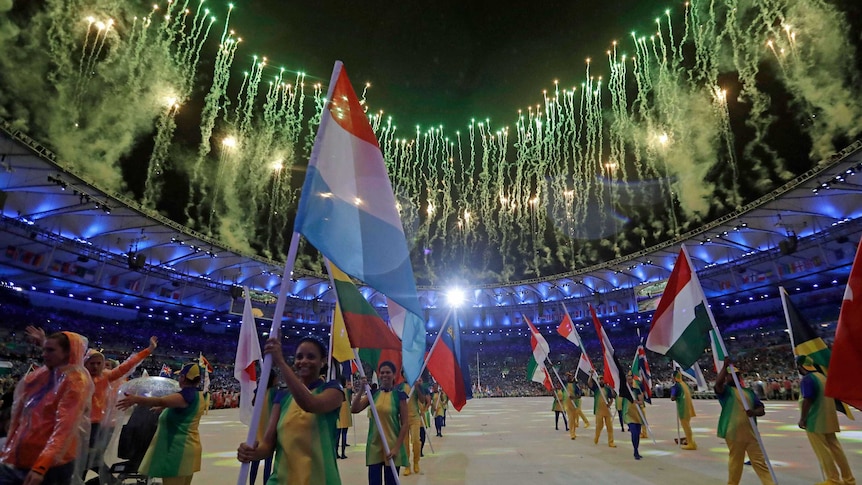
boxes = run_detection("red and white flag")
[234,287,262,425]
[826,238,862,410]
[590,304,631,400]
[558,304,595,379]
[525,315,552,391]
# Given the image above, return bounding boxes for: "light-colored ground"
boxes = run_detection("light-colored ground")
[110,396,862,484]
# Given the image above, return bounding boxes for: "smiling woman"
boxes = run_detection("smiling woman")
[236,337,344,485]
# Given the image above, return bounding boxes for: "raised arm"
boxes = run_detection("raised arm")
[107,336,157,381]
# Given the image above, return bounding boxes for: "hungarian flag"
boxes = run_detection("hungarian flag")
[525,315,552,390]
[294,61,425,384]
[234,287,262,425]
[826,238,862,410]
[646,245,712,368]
[427,318,473,411]
[590,304,632,400]
[326,260,401,352]
[709,329,726,373]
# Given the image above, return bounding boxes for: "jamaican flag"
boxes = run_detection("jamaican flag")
[780,286,853,418]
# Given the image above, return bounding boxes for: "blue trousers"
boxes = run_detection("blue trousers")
[368,463,400,485]
[628,423,642,457]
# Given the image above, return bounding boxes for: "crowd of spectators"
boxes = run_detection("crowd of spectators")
[0,287,837,411]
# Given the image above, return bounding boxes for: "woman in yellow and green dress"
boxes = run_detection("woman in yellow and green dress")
[236,336,344,485]
[351,361,408,485]
[622,373,645,460]
[552,386,568,431]
[118,362,207,485]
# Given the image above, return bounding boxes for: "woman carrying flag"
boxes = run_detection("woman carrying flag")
[351,361,408,485]
[623,373,645,460]
[670,368,698,450]
[236,337,343,485]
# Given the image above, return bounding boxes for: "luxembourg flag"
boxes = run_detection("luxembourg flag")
[234,287,262,425]
[646,245,713,369]
[294,61,426,384]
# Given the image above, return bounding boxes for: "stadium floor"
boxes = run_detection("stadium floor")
[114,396,862,484]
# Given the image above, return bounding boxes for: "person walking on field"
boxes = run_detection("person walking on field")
[670,368,698,450]
[796,355,856,485]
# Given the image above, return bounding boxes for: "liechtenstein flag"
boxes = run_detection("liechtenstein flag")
[427,317,473,411]
[294,61,426,384]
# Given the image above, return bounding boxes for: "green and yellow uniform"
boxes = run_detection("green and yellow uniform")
[590,382,615,447]
[140,388,206,480]
[800,371,855,485]
[671,374,697,449]
[366,387,408,468]
[267,380,342,485]
[716,385,773,485]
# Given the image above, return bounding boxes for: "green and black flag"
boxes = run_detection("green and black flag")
[780,286,854,418]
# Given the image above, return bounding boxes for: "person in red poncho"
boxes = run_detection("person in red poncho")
[0,331,94,485]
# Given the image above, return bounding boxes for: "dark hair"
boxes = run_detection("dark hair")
[297,336,327,358]
[378,361,396,374]
[296,336,329,377]
[46,332,70,353]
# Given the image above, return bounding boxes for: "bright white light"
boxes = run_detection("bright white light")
[446,288,466,308]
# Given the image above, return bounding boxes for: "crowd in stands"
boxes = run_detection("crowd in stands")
[0,286,837,415]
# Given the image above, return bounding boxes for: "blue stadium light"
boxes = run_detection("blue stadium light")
[446,288,466,308]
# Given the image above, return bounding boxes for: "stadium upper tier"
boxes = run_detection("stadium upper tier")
[0,122,861,336]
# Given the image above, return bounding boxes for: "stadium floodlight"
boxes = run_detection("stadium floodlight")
[446,287,466,308]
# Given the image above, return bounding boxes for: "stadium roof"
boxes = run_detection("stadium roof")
[1,121,861,328]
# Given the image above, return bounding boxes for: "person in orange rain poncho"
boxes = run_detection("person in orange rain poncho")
[0,331,94,485]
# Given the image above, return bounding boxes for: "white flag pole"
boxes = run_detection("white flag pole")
[414,307,453,381]
[237,61,344,485]
[236,232,300,485]
[682,245,778,484]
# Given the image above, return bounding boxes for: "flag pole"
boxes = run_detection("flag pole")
[682,245,778,484]
[353,348,401,484]
[561,303,612,423]
[779,287,798,352]
[326,306,336,381]
[624,380,657,445]
[779,287,827,483]
[476,351,481,394]
[236,232,301,485]
[672,361,683,448]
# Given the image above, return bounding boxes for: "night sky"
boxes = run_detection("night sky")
[229,1,677,130]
